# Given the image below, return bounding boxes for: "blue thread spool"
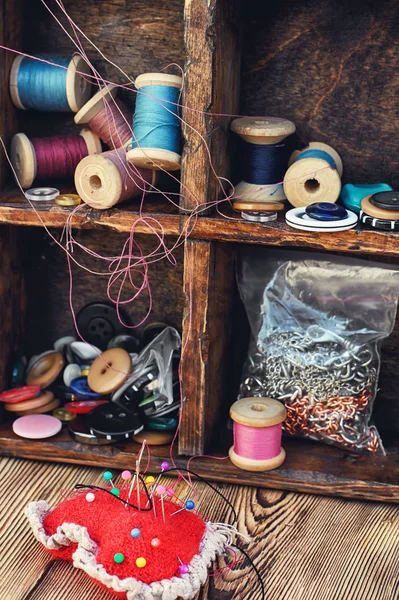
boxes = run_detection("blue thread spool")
[127,73,182,171]
[283,142,343,208]
[231,117,296,205]
[9,53,92,113]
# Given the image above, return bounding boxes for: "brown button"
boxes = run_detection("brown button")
[361,195,399,220]
[88,348,131,395]
[15,398,60,416]
[133,430,174,446]
[26,352,64,387]
[5,390,54,412]
[233,200,285,212]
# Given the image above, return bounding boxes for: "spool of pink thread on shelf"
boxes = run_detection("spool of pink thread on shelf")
[229,397,286,472]
[74,84,133,150]
[75,147,156,209]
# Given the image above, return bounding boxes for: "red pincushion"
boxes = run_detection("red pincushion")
[43,487,206,585]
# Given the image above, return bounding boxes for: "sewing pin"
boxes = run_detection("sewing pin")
[147,461,170,509]
[156,485,166,522]
[171,500,195,516]
[103,471,115,488]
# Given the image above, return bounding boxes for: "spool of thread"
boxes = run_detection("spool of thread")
[231,117,296,205]
[283,142,343,208]
[74,84,133,149]
[11,130,101,189]
[75,148,156,209]
[10,53,92,112]
[229,397,286,472]
[127,73,183,171]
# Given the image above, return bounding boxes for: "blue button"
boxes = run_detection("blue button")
[69,376,102,399]
[305,202,347,221]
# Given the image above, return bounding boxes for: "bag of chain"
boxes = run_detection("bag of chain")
[237,248,399,454]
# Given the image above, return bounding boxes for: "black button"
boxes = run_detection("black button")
[370,192,399,211]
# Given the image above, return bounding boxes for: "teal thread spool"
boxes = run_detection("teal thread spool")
[127,73,182,171]
[283,142,343,208]
[9,53,92,113]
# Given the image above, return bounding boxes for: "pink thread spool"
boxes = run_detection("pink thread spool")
[11,130,101,189]
[74,84,133,150]
[229,397,286,472]
[75,148,156,210]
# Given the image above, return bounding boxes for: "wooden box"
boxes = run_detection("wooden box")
[0,0,397,503]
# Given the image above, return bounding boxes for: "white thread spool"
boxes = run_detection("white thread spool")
[283,142,343,208]
[11,130,101,189]
[126,73,183,171]
[75,148,156,210]
[231,117,296,204]
[9,53,92,113]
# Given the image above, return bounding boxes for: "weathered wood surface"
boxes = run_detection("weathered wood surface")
[179,240,235,454]
[240,0,399,188]
[181,0,241,211]
[4,196,399,258]
[0,457,398,599]
[22,228,183,356]
[0,425,397,503]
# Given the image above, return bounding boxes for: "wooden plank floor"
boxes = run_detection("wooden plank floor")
[0,457,398,600]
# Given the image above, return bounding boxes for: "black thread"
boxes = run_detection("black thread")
[231,544,265,600]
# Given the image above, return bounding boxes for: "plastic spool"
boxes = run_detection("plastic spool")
[231,117,296,204]
[284,142,343,208]
[127,73,183,171]
[229,397,286,472]
[74,84,133,149]
[10,53,92,112]
[75,148,157,209]
[11,130,101,189]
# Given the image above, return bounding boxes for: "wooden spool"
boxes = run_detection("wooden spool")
[75,149,157,210]
[230,117,296,204]
[10,130,101,189]
[9,53,92,113]
[229,397,286,472]
[284,142,343,208]
[126,73,183,171]
[74,84,132,148]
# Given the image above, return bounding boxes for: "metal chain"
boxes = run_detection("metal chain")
[240,331,382,453]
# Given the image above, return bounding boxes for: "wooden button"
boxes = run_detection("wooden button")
[88,348,132,395]
[133,430,174,446]
[26,352,64,387]
[361,195,399,220]
[15,397,60,416]
[5,390,54,412]
[233,201,285,212]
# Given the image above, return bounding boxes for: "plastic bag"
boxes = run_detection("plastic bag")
[237,248,399,454]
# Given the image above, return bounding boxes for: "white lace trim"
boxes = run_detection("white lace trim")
[26,501,227,600]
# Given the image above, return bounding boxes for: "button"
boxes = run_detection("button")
[26,351,64,388]
[64,400,109,414]
[15,397,60,416]
[107,334,140,353]
[4,390,54,412]
[13,414,62,439]
[87,402,143,438]
[76,302,132,350]
[0,385,41,404]
[305,202,347,221]
[63,364,81,387]
[69,377,103,400]
[88,348,131,395]
[369,191,399,211]
[25,187,60,202]
[53,336,76,354]
[55,193,81,206]
[68,416,123,445]
[53,407,76,422]
[70,342,101,362]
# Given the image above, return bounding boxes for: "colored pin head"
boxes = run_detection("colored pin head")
[111,488,120,497]
[85,492,95,503]
[136,557,146,568]
[156,485,166,495]
[151,538,161,548]
[145,475,155,484]
[186,500,195,510]
[121,470,132,481]
[166,487,175,497]
[179,564,189,575]
[160,461,170,472]
[130,528,141,539]
[103,471,113,481]
[114,553,124,564]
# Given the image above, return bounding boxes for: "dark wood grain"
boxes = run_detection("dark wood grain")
[1,457,398,600]
[180,0,240,211]
[0,424,397,503]
[22,228,183,355]
[179,240,235,455]
[240,0,399,188]
[0,226,25,393]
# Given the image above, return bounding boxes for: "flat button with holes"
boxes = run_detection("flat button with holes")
[88,348,132,395]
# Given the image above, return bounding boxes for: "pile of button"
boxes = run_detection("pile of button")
[360,192,399,231]
[2,303,181,445]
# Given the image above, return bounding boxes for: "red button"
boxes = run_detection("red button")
[0,385,41,404]
[64,400,109,414]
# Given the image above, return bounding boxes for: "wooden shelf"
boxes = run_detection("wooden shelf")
[1,191,399,257]
[0,423,397,503]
